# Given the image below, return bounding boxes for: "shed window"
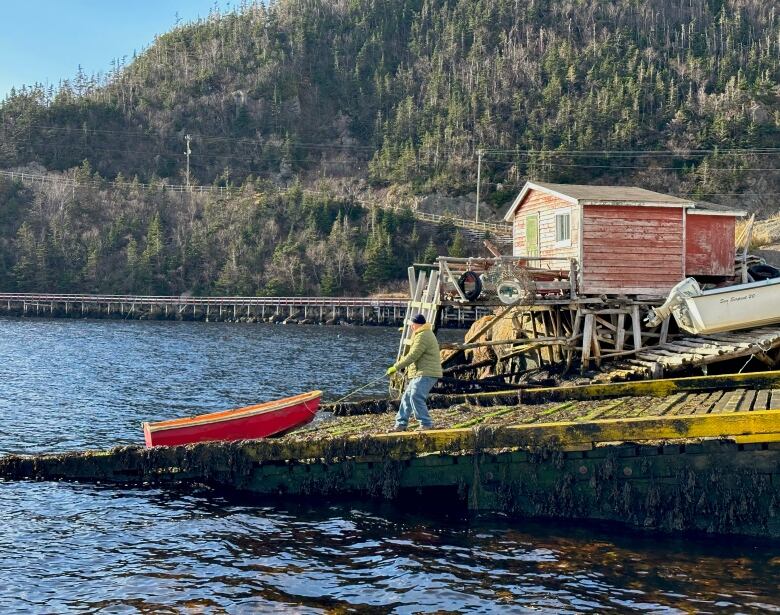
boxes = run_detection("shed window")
[555,211,571,244]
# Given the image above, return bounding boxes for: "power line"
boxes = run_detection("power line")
[481,148,780,157]
[8,123,780,157]
[4,134,780,172]
[482,160,780,171]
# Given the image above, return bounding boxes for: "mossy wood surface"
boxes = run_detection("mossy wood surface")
[3,373,780,537]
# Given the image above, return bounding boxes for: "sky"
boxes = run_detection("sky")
[0,0,234,100]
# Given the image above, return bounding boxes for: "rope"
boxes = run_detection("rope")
[331,375,388,405]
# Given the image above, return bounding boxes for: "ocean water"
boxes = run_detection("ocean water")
[1,317,778,613]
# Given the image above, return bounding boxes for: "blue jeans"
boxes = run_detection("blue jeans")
[395,376,437,429]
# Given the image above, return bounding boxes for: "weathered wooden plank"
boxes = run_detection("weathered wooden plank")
[583,287,676,296]
[697,391,724,415]
[576,400,626,421]
[670,339,727,350]
[672,392,709,416]
[707,334,764,344]
[658,317,670,345]
[662,345,730,356]
[697,337,752,349]
[656,354,692,367]
[736,389,758,412]
[754,389,770,411]
[581,313,595,368]
[636,352,674,362]
[614,312,626,352]
[631,305,642,351]
[713,389,746,414]
[770,389,780,409]
[647,393,687,416]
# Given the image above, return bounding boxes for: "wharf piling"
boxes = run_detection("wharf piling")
[0,293,488,327]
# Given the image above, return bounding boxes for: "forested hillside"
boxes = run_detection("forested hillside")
[0,0,778,294]
[0,169,469,295]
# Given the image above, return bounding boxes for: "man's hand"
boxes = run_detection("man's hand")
[386,365,397,376]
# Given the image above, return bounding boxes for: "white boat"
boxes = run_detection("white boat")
[647,277,780,335]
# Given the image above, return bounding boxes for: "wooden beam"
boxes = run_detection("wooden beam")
[443,336,568,351]
[581,313,595,370]
[659,316,670,345]
[631,304,642,351]
[407,266,416,298]
[483,240,502,257]
[464,305,514,344]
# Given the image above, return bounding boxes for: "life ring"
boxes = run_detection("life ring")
[497,280,524,304]
[748,264,780,281]
[458,271,482,301]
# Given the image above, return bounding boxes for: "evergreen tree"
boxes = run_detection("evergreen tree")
[422,239,438,264]
[448,230,467,258]
[12,223,37,291]
[363,226,393,288]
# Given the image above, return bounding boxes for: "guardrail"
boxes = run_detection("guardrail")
[0,293,409,308]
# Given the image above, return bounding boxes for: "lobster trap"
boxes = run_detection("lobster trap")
[437,256,578,305]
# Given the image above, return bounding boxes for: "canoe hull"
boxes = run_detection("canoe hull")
[142,391,321,447]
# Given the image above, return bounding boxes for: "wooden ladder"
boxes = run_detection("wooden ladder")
[391,267,441,395]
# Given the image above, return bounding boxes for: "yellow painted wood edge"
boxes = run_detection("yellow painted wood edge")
[732,433,780,444]
[499,409,780,448]
[441,370,780,406]
[241,409,780,462]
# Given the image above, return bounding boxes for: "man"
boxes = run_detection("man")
[386,314,443,431]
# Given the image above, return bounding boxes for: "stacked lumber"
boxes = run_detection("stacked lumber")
[595,326,780,382]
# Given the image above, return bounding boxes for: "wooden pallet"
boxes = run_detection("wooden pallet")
[598,326,780,381]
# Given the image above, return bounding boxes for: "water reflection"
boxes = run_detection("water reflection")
[1,483,778,614]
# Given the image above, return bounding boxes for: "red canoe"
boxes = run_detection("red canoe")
[142,390,321,447]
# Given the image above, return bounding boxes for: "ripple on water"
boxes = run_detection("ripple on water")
[1,318,779,613]
[2,481,780,613]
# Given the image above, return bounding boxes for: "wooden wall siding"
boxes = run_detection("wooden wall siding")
[685,214,736,277]
[512,190,580,259]
[581,205,684,295]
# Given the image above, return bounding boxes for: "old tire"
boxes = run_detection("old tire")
[748,264,780,280]
[458,271,482,301]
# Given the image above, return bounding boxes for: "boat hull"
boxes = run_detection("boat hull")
[142,391,321,447]
[675,278,780,334]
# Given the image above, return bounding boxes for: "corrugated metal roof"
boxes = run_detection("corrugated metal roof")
[532,182,693,205]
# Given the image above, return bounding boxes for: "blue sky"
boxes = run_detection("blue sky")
[0,0,234,100]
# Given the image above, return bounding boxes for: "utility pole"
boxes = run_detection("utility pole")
[475,148,483,223]
[184,134,192,190]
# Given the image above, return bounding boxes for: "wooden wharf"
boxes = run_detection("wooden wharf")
[0,292,491,326]
[3,370,780,538]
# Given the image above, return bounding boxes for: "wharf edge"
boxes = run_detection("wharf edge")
[2,370,780,538]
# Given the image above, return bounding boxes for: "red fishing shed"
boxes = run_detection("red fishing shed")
[503,181,745,297]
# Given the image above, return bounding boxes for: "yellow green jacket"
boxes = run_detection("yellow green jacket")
[394,324,443,379]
